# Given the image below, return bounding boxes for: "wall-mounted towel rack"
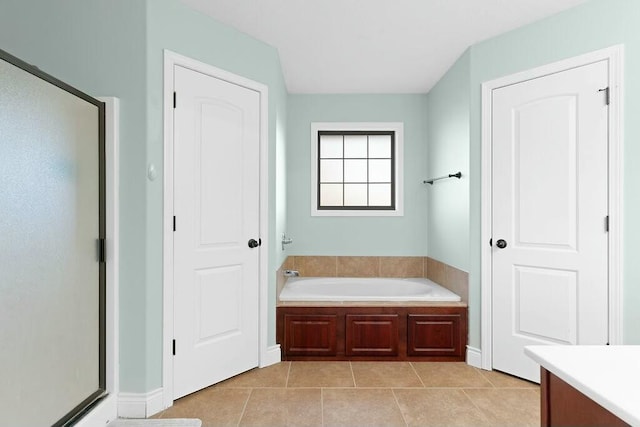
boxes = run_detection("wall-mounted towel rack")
[423,171,462,185]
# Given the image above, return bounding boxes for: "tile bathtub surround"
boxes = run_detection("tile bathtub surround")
[275,256,296,297]
[154,361,540,427]
[278,256,468,302]
[425,257,446,285]
[294,256,338,277]
[379,256,424,278]
[425,257,469,304]
[283,256,426,278]
[336,256,379,277]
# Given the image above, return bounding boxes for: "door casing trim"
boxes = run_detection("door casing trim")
[480,45,624,371]
[162,50,269,408]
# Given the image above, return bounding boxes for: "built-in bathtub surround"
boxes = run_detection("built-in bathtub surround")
[275,261,467,362]
[277,305,468,361]
[276,256,469,303]
[284,256,425,278]
[426,257,469,304]
[380,257,426,278]
[275,256,296,299]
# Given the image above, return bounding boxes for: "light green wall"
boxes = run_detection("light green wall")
[0,0,150,392]
[427,0,640,348]
[425,51,471,272]
[5,0,637,397]
[286,94,429,256]
[1,0,288,394]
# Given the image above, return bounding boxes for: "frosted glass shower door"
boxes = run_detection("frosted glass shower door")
[0,51,105,426]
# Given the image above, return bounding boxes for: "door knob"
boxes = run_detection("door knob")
[248,238,261,249]
[496,239,507,249]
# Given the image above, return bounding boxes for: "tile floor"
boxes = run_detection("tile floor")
[154,361,540,427]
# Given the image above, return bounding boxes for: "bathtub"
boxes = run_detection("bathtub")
[279,277,461,302]
[277,276,467,361]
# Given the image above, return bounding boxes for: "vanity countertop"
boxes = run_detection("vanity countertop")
[525,345,640,426]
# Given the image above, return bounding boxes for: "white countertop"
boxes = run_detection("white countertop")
[525,345,640,426]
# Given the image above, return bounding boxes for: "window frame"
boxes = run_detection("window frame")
[311,122,404,217]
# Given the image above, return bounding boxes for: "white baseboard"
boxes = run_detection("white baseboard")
[118,388,164,419]
[260,344,282,367]
[466,346,482,368]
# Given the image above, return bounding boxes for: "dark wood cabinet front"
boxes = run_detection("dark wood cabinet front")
[541,368,629,427]
[407,313,464,357]
[277,306,467,361]
[282,314,339,356]
[346,314,400,356]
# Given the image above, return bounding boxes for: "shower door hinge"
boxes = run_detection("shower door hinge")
[173,91,177,108]
[173,216,176,232]
[98,238,106,263]
[605,215,609,232]
[173,339,176,356]
[599,87,610,105]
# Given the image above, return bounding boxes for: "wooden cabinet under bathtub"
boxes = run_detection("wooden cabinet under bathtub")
[276,306,467,361]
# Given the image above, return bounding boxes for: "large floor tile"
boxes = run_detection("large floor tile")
[351,362,422,388]
[477,369,539,388]
[152,361,541,427]
[157,387,251,427]
[393,388,491,427]
[239,388,322,427]
[216,362,291,388]
[463,388,540,427]
[287,362,355,387]
[322,388,407,427]
[411,362,492,388]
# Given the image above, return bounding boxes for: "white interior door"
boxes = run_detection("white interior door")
[491,60,609,382]
[173,65,261,399]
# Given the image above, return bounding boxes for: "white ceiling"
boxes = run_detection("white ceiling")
[180,0,587,94]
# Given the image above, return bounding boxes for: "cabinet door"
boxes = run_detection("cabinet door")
[407,314,463,357]
[346,314,399,356]
[283,314,338,356]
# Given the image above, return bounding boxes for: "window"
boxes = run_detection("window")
[311,122,403,216]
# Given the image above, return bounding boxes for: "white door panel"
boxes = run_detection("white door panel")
[514,96,577,249]
[195,266,242,342]
[514,266,577,344]
[198,101,244,246]
[492,60,609,382]
[173,65,260,399]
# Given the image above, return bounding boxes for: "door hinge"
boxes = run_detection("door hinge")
[98,238,106,263]
[599,87,610,106]
[173,91,177,108]
[173,339,176,356]
[173,216,176,232]
[605,215,609,232]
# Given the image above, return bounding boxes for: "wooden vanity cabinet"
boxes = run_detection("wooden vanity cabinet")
[541,368,629,427]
